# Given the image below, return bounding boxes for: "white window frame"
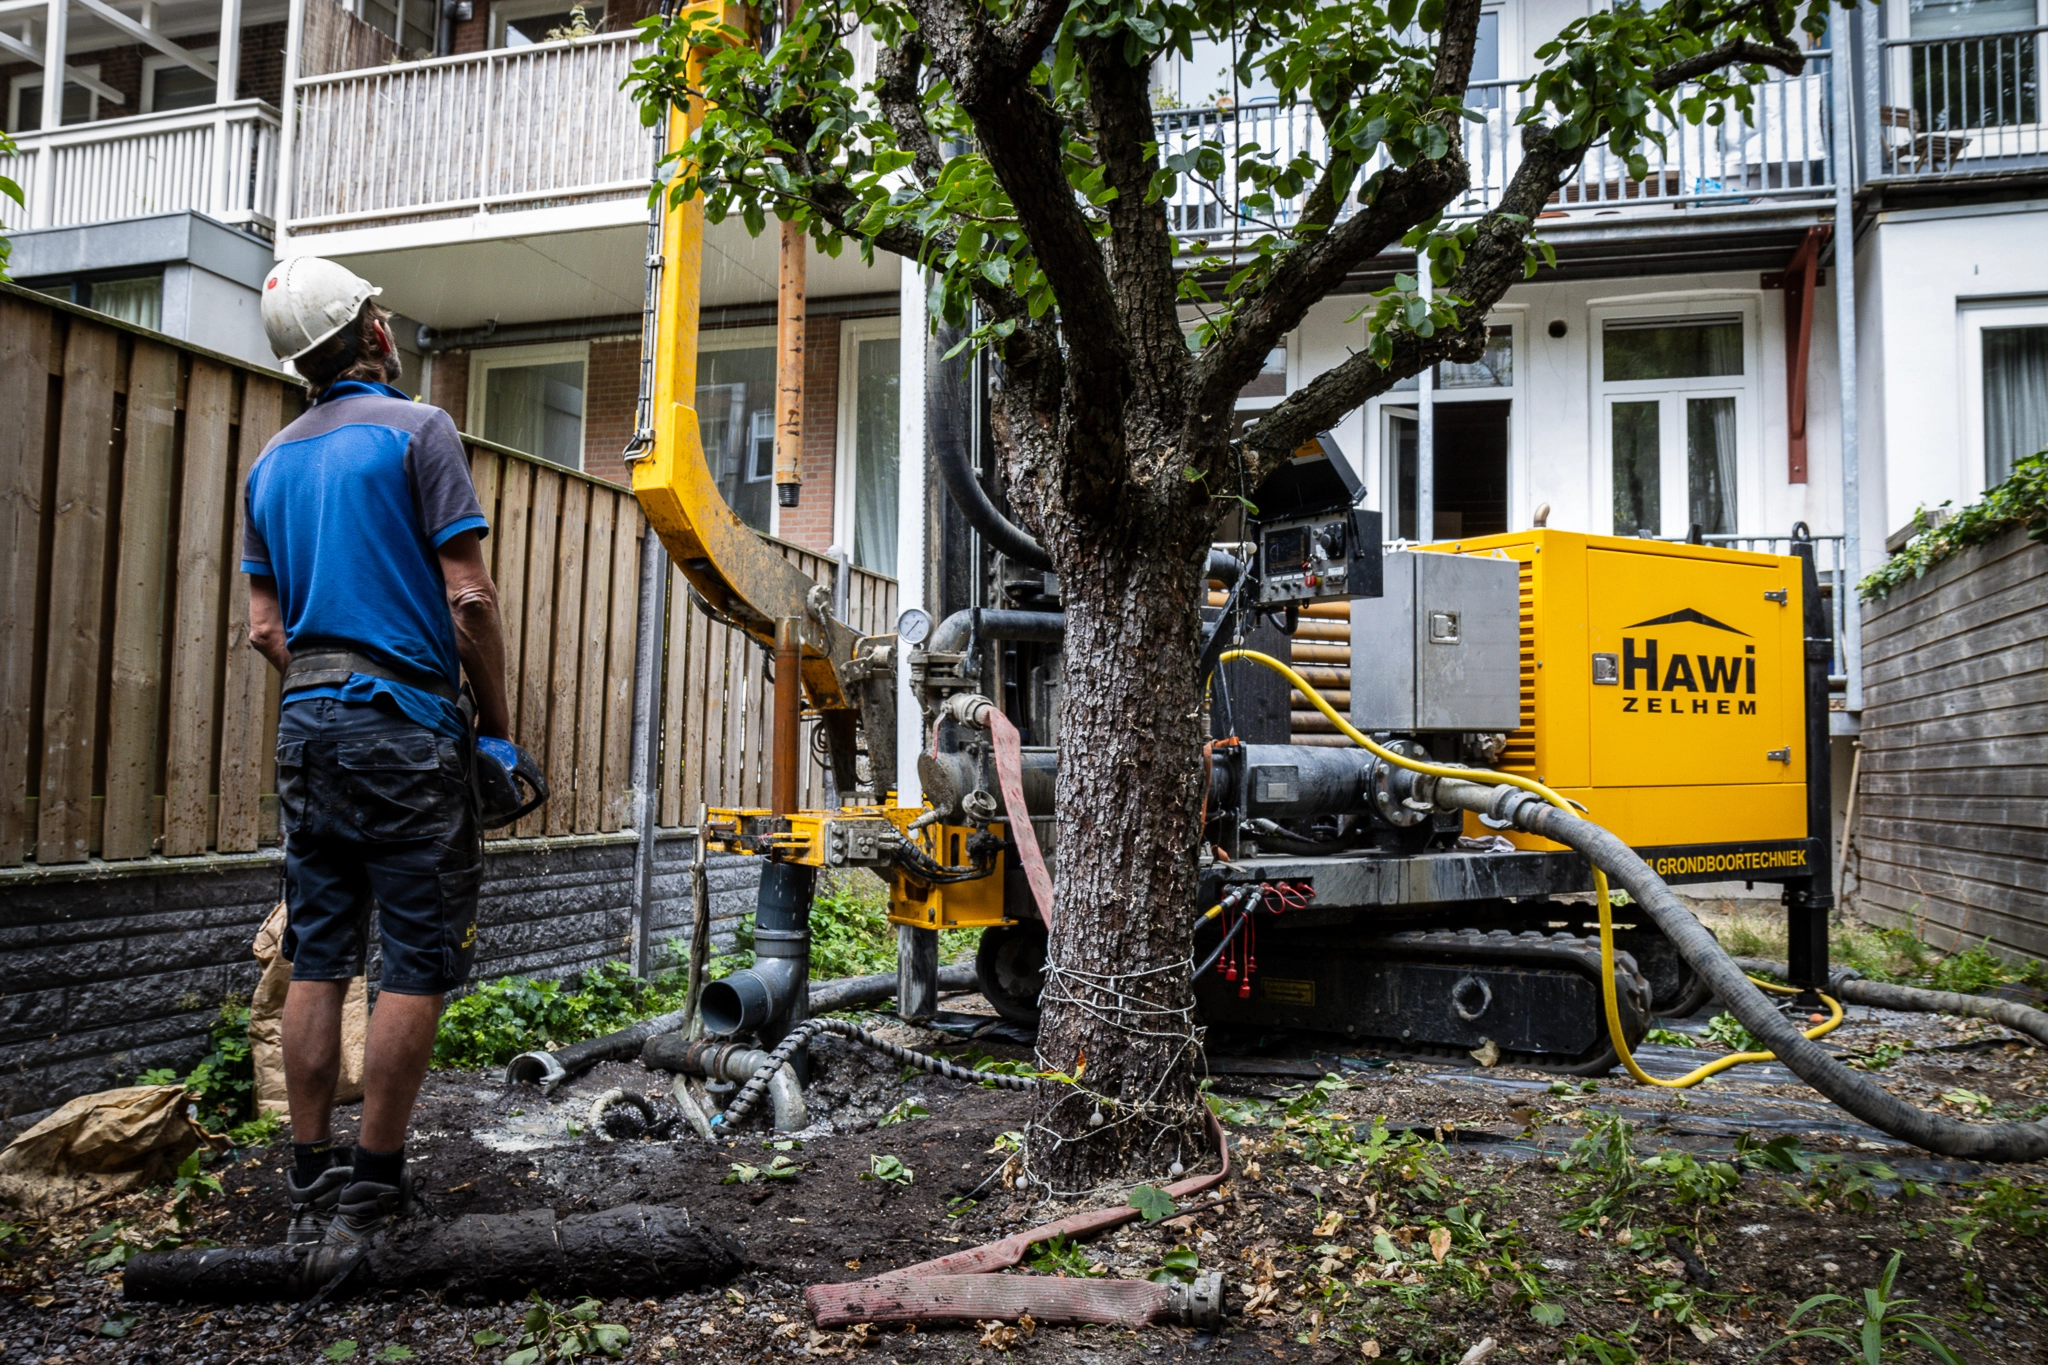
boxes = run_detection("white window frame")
[1960,295,2048,493]
[1370,309,1523,540]
[697,324,779,532]
[1591,297,1762,538]
[834,315,903,559]
[467,340,591,471]
[8,65,101,133]
[490,0,608,47]
[141,49,219,114]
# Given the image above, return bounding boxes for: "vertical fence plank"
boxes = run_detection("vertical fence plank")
[35,322,120,865]
[739,628,767,809]
[491,456,533,735]
[678,586,712,825]
[542,478,588,838]
[571,488,613,834]
[600,506,640,832]
[658,565,689,828]
[216,376,287,853]
[0,297,55,866]
[513,468,559,839]
[163,360,234,857]
[101,341,179,861]
[468,449,502,579]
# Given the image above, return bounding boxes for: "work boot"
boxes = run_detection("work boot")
[284,1149,354,1247]
[301,1166,416,1284]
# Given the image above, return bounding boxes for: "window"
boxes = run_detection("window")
[837,318,901,575]
[88,276,164,330]
[469,343,588,470]
[356,0,437,54]
[492,0,607,47]
[1907,0,2038,132]
[9,70,99,133]
[1600,314,1748,537]
[143,53,218,114]
[1964,303,2048,490]
[696,327,776,533]
[1380,322,1518,540]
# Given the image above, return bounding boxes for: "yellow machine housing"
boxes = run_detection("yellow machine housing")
[701,808,1014,931]
[1430,530,1813,877]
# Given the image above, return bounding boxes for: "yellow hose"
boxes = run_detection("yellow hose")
[1216,648,1841,1086]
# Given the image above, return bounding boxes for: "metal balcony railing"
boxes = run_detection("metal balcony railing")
[1663,532,1859,697]
[1876,25,2047,179]
[1155,56,1836,242]
[287,31,646,233]
[0,101,280,236]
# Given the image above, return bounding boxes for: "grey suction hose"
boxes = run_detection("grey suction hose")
[715,1017,1039,1129]
[1732,958,2048,1049]
[1439,778,2048,1162]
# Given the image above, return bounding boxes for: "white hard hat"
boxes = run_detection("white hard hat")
[262,257,382,362]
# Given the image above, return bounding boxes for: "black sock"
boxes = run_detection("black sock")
[353,1145,404,1188]
[292,1139,335,1186]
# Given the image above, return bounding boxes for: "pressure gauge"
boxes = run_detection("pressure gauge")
[896,607,933,645]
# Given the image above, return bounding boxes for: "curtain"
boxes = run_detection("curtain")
[1983,325,2048,488]
[851,337,900,575]
[1686,396,1738,535]
[484,360,584,469]
[88,277,162,332]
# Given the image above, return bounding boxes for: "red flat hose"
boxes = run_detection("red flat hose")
[807,1113,1231,1325]
[986,705,1055,928]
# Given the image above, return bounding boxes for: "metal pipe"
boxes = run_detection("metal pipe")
[925,608,1065,654]
[626,524,669,976]
[775,215,805,506]
[639,1035,808,1131]
[416,315,640,353]
[772,617,800,814]
[699,859,813,1043]
[930,413,1052,570]
[1832,28,1865,714]
[1417,251,1435,542]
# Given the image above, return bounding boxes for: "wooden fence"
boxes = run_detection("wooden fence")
[1854,524,2048,961]
[0,285,895,869]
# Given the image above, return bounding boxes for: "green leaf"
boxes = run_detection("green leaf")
[1531,1302,1567,1327]
[375,1347,415,1362]
[505,1348,542,1365]
[1128,1184,1176,1222]
[97,1314,138,1339]
[471,1329,506,1346]
[321,1342,359,1361]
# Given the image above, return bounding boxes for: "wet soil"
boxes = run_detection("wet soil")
[3,1002,2045,1365]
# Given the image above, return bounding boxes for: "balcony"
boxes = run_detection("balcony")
[0,100,280,236]
[1875,26,2048,181]
[284,31,650,241]
[1156,57,1837,244]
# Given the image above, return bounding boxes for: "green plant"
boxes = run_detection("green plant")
[1735,1132,1811,1174]
[877,1098,929,1127]
[1702,1010,1757,1053]
[375,1347,416,1362]
[1643,1027,1696,1047]
[434,961,685,1069]
[1849,1040,1909,1072]
[322,1342,359,1361]
[168,1149,222,1230]
[1562,1326,1641,1364]
[97,1312,138,1339]
[139,999,263,1135]
[1128,1184,1175,1221]
[722,1154,800,1184]
[1149,1246,1199,1284]
[1557,1115,1645,1229]
[862,1154,913,1185]
[1861,453,2048,602]
[1026,1233,1103,1277]
[0,130,19,280]
[502,1293,631,1363]
[224,1111,285,1148]
[1640,1150,1739,1209]
[1760,1251,1973,1364]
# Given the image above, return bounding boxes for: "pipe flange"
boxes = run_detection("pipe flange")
[1168,1270,1226,1330]
[1370,741,1432,828]
[505,1050,568,1095]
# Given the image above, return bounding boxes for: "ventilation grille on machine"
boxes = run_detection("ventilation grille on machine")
[1498,557,1538,775]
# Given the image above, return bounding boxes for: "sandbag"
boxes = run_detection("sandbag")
[0,1086,205,1215]
[249,902,367,1113]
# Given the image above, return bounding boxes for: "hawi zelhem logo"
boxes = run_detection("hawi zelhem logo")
[1598,607,1759,715]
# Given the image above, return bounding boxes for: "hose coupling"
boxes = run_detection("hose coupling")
[1165,1271,1227,1330]
[941,692,997,729]
[1485,786,1547,830]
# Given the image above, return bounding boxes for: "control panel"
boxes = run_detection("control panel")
[1256,508,1383,606]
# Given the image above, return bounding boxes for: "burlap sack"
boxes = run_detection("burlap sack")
[0,1086,205,1215]
[249,902,368,1115]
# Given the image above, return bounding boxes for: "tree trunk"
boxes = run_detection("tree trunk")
[1027,506,1211,1193]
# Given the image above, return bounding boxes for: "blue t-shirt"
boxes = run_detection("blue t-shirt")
[241,381,488,739]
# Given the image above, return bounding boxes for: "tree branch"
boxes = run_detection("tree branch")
[874,35,946,186]
[1652,37,1804,89]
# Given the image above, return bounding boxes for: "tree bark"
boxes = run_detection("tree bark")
[1024,482,1213,1194]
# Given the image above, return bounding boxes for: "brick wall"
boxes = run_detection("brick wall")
[429,349,471,431]
[774,314,843,550]
[582,336,642,487]
[454,0,658,55]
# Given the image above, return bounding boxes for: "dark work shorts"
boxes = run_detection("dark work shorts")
[276,698,482,996]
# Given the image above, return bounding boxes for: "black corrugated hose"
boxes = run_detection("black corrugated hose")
[714,1017,1039,1128]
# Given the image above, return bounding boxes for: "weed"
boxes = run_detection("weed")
[502,1293,631,1363]
[876,1098,928,1127]
[434,961,683,1070]
[1735,1132,1811,1174]
[1128,1184,1175,1221]
[1849,1040,1910,1071]
[1643,1027,1697,1047]
[1939,1087,1993,1115]
[1702,1011,1757,1052]
[1760,1250,1974,1364]
[1557,1116,1644,1230]
[223,1111,285,1148]
[138,999,261,1137]
[167,1149,222,1230]
[1796,1157,1899,1214]
[1640,1150,1740,1209]
[1025,1233,1102,1277]
[321,1341,358,1360]
[1150,1246,1199,1284]
[712,872,978,988]
[722,1155,799,1184]
[1562,1325,1641,1364]
[862,1154,913,1185]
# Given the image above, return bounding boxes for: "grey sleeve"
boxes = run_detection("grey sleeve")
[240,469,271,573]
[408,407,489,547]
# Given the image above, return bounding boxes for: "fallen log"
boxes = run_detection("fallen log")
[124,1205,742,1304]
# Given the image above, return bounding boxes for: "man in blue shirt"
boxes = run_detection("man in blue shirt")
[246,257,513,1255]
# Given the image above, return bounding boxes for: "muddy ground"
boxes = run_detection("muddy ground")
[4,997,2046,1365]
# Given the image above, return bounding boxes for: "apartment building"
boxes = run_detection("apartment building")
[6,0,2046,721]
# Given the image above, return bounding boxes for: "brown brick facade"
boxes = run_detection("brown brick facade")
[581,336,642,487]
[772,314,843,551]
[1,24,285,129]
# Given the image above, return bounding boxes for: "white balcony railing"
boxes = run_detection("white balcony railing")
[288,31,648,233]
[0,101,280,236]
[1156,56,1837,242]
[1877,26,2048,179]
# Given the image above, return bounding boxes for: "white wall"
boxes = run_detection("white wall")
[1860,200,2048,544]
[161,263,272,366]
[1293,267,1847,542]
